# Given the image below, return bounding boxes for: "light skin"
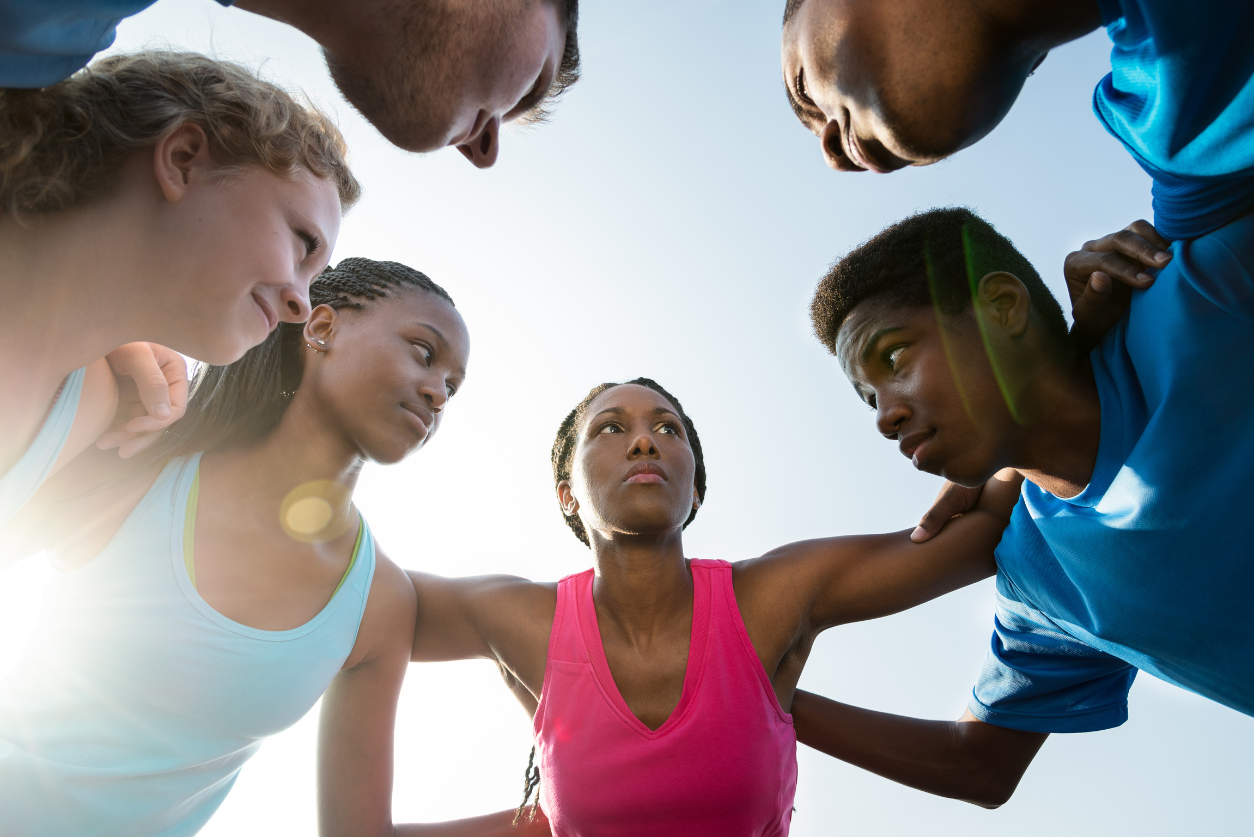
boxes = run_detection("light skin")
[781,0,1102,171]
[237,0,568,167]
[0,123,341,502]
[793,223,1171,805]
[364,382,1025,832]
[7,288,539,836]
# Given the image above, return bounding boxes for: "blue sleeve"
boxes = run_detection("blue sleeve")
[968,586,1136,734]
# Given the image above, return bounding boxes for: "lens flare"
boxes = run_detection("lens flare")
[279,480,352,543]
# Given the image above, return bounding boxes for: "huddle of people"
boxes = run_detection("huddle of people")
[0,0,1249,835]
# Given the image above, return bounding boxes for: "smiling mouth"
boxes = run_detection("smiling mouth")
[251,293,278,333]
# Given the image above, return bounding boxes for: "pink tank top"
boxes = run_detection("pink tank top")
[533,559,797,837]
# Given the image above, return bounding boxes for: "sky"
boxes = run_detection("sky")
[1,0,1252,834]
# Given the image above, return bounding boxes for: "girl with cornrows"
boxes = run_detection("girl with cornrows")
[373,377,1024,836]
[0,259,537,836]
[0,50,357,529]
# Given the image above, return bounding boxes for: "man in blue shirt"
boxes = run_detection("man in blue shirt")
[780,0,1254,239]
[792,206,1254,805]
[0,0,581,169]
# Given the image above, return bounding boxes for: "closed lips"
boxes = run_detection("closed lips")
[624,462,667,482]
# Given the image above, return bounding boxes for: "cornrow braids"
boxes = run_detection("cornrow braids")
[512,745,542,826]
[136,257,454,468]
[551,377,707,547]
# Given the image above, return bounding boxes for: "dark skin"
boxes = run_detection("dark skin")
[781,0,1103,171]
[400,382,1023,832]
[793,223,1171,806]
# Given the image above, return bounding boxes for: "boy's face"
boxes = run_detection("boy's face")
[835,298,1018,487]
[781,0,1031,172]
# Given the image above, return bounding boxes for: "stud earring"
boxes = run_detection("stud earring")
[316,339,327,347]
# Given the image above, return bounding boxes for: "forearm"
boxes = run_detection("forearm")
[395,809,550,837]
[791,690,1045,808]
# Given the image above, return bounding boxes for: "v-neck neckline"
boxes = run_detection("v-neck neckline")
[573,561,713,739]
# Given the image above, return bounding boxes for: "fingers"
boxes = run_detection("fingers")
[97,343,189,458]
[911,481,985,543]
[1066,221,1172,298]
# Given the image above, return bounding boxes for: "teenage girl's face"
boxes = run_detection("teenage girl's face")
[302,290,469,464]
[562,385,700,543]
[161,165,342,366]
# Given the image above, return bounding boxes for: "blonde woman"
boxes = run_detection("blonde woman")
[0,51,360,529]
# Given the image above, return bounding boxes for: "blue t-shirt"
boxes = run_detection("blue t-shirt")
[1093,0,1254,240]
[0,0,232,88]
[970,210,1254,733]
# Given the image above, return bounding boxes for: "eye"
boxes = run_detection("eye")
[445,383,457,398]
[598,422,623,435]
[795,68,814,106]
[296,229,321,258]
[658,422,679,435]
[885,345,905,370]
[412,342,433,364]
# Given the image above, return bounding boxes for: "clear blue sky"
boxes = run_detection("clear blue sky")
[1,0,1249,834]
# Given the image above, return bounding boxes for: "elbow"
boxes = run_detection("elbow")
[960,766,1022,809]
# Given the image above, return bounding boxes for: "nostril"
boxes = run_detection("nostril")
[480,129,492,156]
[287,300,300,315]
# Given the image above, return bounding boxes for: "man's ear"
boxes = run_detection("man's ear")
[976,272,1032,338]
[152,123,213,203]
[557,480,580,517]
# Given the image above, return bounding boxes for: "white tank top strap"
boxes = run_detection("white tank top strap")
[0,367,86,526]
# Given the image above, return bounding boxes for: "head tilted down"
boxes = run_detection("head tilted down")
[552,379,706,548]
[780,0,1097,172]
[146,257,469,467]
[811,207,1070,487]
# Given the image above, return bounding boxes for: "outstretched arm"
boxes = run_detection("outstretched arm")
[790,690,1047,808]
[319,560,552,836]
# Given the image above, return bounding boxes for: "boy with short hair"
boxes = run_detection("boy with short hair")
[793,206,1254,805]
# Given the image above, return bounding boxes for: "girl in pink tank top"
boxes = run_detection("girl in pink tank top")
[536,561,796,836]
[402,377,1022,836]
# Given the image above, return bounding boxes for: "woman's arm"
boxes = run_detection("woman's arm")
[319,559,551,836]
[790,690,1047,808]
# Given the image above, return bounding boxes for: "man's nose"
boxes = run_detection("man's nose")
[821,119,857,172]
[457,114,501,169]
[876,398,910,439]
[277,285,311,324]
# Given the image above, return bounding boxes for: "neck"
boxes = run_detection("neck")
[1009,353,1102,498]
[980,0,1105,53]
[0,202,165,404]
[207,393,364,533]
[589,529,693,642]
[234,0,392,57]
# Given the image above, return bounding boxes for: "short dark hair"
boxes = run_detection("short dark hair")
[551,378,707,547]
[810,207,1068,354]
[782,0,808,27]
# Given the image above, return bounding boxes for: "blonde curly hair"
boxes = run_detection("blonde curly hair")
[0,50,361,222]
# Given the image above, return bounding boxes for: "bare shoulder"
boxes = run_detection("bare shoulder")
[344,545,418,671]
[52,358,118,473]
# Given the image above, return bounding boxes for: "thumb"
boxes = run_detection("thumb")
[912,481,984,542]
[126,345,173,421]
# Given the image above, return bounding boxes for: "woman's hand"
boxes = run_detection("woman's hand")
[96,343,189,457]
[910,469,1022,543]
[1066,220,1172,353]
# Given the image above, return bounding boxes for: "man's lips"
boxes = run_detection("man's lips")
[898,429,937,469]
[624,462,667,484]
[251,293,278,333]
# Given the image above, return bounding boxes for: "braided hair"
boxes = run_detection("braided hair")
[138,257,454,466]
[550,377,707,547]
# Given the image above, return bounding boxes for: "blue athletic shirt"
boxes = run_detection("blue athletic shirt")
[1093,0,1254,240]
[969,209,1254,733]
[0,0,233,88]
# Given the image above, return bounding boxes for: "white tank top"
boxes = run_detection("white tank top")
[0,452,376,836]
[0,368,85,526]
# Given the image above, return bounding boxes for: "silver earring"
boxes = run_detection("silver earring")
[316,339,327,347]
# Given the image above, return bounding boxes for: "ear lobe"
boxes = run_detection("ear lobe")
[977,272,1032,338]
[692,489,701,510]
[152,123,212,204]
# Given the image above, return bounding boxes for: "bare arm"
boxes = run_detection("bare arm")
[791,690,1046,808]
[319,560,550,836]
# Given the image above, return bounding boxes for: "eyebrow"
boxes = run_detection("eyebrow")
[591,406,682,421]
[411,321,448,346]
[860,326,905,365]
